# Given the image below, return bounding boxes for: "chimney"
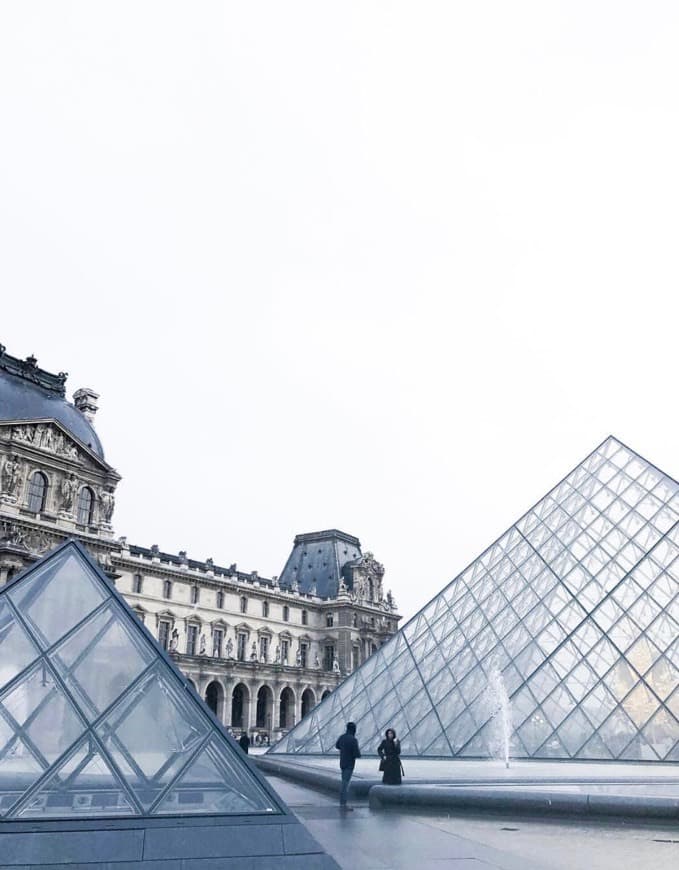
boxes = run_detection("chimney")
[73,388,99,423]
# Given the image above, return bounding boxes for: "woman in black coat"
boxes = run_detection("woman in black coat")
[377,728,402,784]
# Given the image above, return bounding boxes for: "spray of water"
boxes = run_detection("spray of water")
[485,666,512,768]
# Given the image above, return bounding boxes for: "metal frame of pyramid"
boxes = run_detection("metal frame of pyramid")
[0,539,288,820]
[271,436,679,762]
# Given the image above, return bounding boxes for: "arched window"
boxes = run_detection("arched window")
[262,600,269,617]
[163,580,172,600]
[27,471,48,513]
[301,609,308,626]
[283,605,290,622]
[216,590,224,609]
[76,486,95,525]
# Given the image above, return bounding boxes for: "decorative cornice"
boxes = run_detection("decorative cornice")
[0,345,67,396]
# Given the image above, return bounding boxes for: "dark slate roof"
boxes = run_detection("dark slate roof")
[278,529,363,599]
[0,349,104,458]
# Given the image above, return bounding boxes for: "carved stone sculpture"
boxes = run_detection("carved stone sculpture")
[199,633,207,655]
[169,629,179,652]
[60,473,78,513]
[225,637,234,658]
[1,455,22,498]
[332,657,340,674]
[250,641,258,661]
[99,486,115,524]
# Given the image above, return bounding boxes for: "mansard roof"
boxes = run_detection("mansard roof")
[0,346,104,459]
[278,529,363,598]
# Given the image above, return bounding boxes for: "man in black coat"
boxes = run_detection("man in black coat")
[238,732,250,754]
[335,722,361,809]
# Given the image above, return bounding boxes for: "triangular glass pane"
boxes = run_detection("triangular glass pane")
[576,733,613,760]
[0,737,45,817]
[95,665,208,810]
[641,707,678,760]
[0,599,41,690]
[51,601,154,720]
[0,661,85,765]
[12,735,138,819]
[153,737,277,816]
[8,548,107,649]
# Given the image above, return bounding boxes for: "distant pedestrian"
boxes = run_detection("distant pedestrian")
[335,721,361,809]
[238,732,250,754]
[377,728,402,785]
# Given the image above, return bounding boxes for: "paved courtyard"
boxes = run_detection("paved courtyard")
[266,774,679,870]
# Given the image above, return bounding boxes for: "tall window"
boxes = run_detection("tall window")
[186,624,198,655]
[283,605,290,622]
[301,609,308,626]
[158,620,171,650]
[259,635,269,661]
[27,471,48,513]
[76,486,94,525]
[191,585,200,604]
[352,646,360,671]
[133,574,143,594]
[216,590,224,609]
[281,638,289,663]
[324,644,335,671]
[212,629,223,657]
[240,596,248,614]
[326,613,334,628]
[237,632,247,661]
[262,600,269,617]
[300,641,309,668]
[163,580,172,600]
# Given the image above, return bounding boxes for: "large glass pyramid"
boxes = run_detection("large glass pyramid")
[272,437,679,762]
[0,541,283,819]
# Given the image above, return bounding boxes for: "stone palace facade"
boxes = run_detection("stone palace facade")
[0,344,400,743]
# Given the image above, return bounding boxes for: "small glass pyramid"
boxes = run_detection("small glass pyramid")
[272,437,679,762]
[0,541,282,819]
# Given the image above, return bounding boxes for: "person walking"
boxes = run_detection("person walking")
[335,722,361,809]
[377,728,402,784]
[238,732,250,754]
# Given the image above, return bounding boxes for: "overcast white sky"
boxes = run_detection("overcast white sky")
[1,2,677,621]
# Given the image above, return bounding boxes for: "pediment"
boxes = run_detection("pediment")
[0,420,117,476]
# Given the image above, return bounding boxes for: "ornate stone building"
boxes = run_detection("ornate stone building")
[0,344,400,742]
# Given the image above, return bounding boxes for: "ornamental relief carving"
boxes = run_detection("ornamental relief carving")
[11,423,82,462]
[0,521,55,555]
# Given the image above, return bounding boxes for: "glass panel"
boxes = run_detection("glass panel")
[0,736,46,818]
[153,738,277,815]
[12,735,137,819]
[9,549,107,648]
[95,666,209,810]
[0,600,40,690]
[51,602,155,720]
[0,661,85,765]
